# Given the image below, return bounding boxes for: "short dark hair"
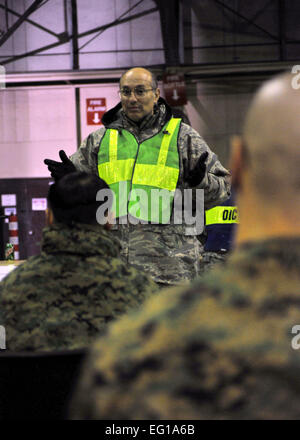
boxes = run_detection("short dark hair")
[48,172,112,225]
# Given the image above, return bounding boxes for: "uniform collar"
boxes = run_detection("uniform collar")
[234,236,300,270]
[41,222,121,257]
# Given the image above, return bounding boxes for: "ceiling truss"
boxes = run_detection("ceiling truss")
[0,0,298,70]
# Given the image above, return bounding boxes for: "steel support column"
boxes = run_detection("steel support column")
[66,0,81,147]
[182,1,193,65]
[71,0,79,69]
[278,0,286,61]
[155,0,182,66]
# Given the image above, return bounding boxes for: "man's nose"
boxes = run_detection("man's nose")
[129,93,138,102]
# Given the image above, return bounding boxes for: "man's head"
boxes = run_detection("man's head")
[231,72,300,242]
[47,172,112,226]
[119,67,160,122]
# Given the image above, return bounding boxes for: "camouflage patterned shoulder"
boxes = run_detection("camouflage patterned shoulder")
[178,123,231,207]
[70,127,106,174]
[178,123,211,163]
[70,239,300,419]
[103,256,159,300]
[178,123,230,177]
[0,251,158,352]
[0,254,41,289]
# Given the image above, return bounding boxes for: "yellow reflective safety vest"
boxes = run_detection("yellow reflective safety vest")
[98,118,181,223]
[205,206,239,225]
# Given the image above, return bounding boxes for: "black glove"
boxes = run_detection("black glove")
[183,136,209,187]
[44,150,76,180]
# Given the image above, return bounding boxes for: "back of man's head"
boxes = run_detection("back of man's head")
[243,72,300,204]
[48,172,112,225]
[231,72,300,243]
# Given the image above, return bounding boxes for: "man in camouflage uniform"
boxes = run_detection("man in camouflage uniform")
[45,67,230,286]
[0,172,157,352]
[70,73,300,419]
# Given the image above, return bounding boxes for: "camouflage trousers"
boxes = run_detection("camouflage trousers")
[110,221,203,287]
[199,250,228,274]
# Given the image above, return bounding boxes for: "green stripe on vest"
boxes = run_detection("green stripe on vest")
[98,118,181,222]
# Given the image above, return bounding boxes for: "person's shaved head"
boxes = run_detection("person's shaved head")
[119,67,160,121]
[233,72,300,243]
[243,73,300,200]
[120,67,157,89]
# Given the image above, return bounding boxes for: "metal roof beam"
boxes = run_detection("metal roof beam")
[2,61,293,88]
[212,0,279,41]
[0,0,44,47]
[0,6,158,66]
[0,3,59,38]
[235,0,274,34]
[185,0,235,29]
[78,6,158,39]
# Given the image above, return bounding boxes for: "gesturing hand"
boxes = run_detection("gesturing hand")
[183,137,208,187]
[44,150,76,180]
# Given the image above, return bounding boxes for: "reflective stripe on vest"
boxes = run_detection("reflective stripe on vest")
[205,206,239,225]
[98,118,181,222]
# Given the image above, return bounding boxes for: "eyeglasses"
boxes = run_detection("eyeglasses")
[119,86,155,98]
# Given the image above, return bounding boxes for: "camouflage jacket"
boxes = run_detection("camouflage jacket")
[0,222,157,352]
[71,97,230,213]
[70,237,300,420]
[70,99,231,285]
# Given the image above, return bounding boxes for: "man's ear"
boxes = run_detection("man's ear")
[229,136,245,191]
[45,207,54,226]
[154,87,160,103]
[104,211,115,230]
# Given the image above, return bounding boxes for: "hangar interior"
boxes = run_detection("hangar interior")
[0,0,299,258]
